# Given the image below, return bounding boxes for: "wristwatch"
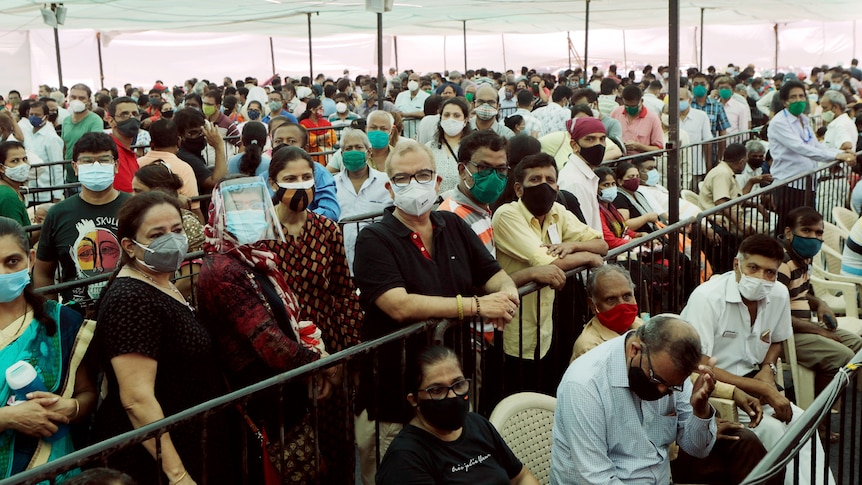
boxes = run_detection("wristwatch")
[768,363,777,376]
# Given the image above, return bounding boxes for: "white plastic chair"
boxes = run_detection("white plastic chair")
[489,392,556,485]
[832,206,859,234]
[782,331,816,409]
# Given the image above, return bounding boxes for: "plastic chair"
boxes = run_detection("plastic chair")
[782,332,816,409]
[489,392,556,485]
[832,206,859,234]
[681,189,702,210]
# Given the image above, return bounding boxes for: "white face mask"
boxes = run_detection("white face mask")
[440,119,465,137]
[737,273,775,301]
[69,99,87,113]
[391,179,437,216]
[408,81,420,92]
[2,163,30,183]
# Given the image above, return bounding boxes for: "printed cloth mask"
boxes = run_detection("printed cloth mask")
[392,179,437,216]
[247,110,260,121]
[2,163,30,183]
[820,110,835,124]
[628,353,669,401]
[202,105,217,117]
[407,81,419,92]
[787,101,806,116]
[790,234,822,259]
[645,169,660,187]
[367,130,390,149]
[417,394,469,431]
[520,183,557,217]
[599,186,618,203]
[77,163,115,191]
[0,268,30,303]
[718,88,733,100]
[440,119,465,137]
[679,101,690,112]
[342,150,368,172]
[226,209,270,245]
[28,115,44,128]
[622,178,641,192]
[578,143,605,167]
[474,103,498,121]
[268,101,283,113]
[182,135,207,154]
[737,273,774,301]
[117,118,141,139]
[134,233,189,273]
[596,303,638,334]
[692,85,708,98]
[466,167,506,204]
[276,180,315,212]
[69,100,86,113]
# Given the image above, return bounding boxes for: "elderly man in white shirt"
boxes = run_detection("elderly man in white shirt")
[820,90,857,152]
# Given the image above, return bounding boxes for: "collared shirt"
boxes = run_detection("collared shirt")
[681,271,792,376]
[691,96,730,136]
[699,161,741,209]
[642,93,664,116]
[679,109,712,175]
[138,150,202,210]
[609,105,664,154]
[23,124,64,202]
[571,315,644,362]
[721,98,751,135]
[551,334,717,484]
[735,164,764,193]
[439,187,495,257]
[468,118,515,139]
[111,135,139,193]
[768,110,840,183]
[354,99,400,118]
[262,109,298,124]
[493,200,601,359]
[416,114,440,144]
[597,94,619,118]
[394,90,429,114]
[514,108,544,138]
[334,167,392,274]
[823,113,858,151]
[558,155,601,232]
[532,102,572,136]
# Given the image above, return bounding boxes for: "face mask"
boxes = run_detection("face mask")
[269,101,283,113]
[466,167,506,204]
[367,130,390,149]
[829,84,841,91]
[622,177,641,192]
[134,233,189,273]
[28,115,45,128]
[820,110,835,123]
[116,118,141,139]
[161,110,174,119]
[47,112,58,122]
[335,102,348,114]
[2,163,30,183]
[505,91,514,100]
[226,209,270,245]
[0,268,30,303]
[69,99,86,113]
[149,98,161,106]
[407,80,419,92]
[520,182,557,217]
[628,353,668,401]
[578,143,605,167]
[342,150,368,172]
[131,96,139,103]
[661,113,670,126]
[247,110,261,121]
[276,180,315,212]
[807,94,819,104]
[718,88,733,100]
[679,101,690,112]
[474,103,498,121]
[787,101,806,116]
[182,136,207,154]
[645,169,660,187]
[440,119,465,137]
[361,92,370,101]
[465,93,474,103]
[662,72,670,80]
[692,85,708,98]
[599,186,618,202]
[790,234,822,259]
[625,104,640,116]
[417,394,469,431]
[202,105,217,117]
[596,302,638,334]
[737,273,774,301]
[431,80,438,89]
[77,163,115,191]
[392,179,437,216]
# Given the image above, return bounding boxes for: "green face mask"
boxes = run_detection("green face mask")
[465,93,474,102]
[342,150,368,172]
[468,168,507,204]
[718,88,733,100]
[787,100,807,116]
[202,105,217,117]
[625,104,640,116]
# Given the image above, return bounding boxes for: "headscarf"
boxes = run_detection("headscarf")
[566,116,606,142]
[203,176,325,354]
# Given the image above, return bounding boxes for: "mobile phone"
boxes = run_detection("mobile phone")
[823,313,837,330]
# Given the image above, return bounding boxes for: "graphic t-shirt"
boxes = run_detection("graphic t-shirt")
[36,192,131,304]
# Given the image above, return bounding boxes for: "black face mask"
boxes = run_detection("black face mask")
[628,353,669,401]
[520,182,558,217]
[117,118,141,139]
[161,110,174,119]
[579,143,606,167]
[47,112,58,122]
[182,136,207,154]
[418,395,469,431]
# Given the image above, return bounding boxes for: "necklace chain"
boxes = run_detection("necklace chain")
[128,266,192,310]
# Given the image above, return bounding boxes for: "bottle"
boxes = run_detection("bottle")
[6,361,67,442]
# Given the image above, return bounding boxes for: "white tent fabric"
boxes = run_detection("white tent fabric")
[1,0,861,93]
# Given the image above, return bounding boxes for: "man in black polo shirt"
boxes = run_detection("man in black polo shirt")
[353,139,520,485]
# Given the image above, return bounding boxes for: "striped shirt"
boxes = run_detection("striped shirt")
[777,247,812,318]
[438,188,495,257]
[841,216,862,277]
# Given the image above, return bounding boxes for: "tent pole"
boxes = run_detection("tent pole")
[567,31,572,70]
[96,32,104,90]
[462,20,467,73]
[584,0,590,71]
[667,0,680,225]
[622,30,627,73]
[377,12,384,112]
[51,4,63,89]
[307,12,313,83]
[394,35,399,74]
[699,7,704,71]
[501,34,507,73]
[443,36,447,73]
[773,23,779,73]
[269,37,276,76]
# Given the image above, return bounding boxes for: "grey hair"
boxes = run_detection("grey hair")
[340,128,371,149]
[587,264,634,299]
[636,314,702,374]
[745,139,766,154]
[820,89,846,110]
[368,110,395,128]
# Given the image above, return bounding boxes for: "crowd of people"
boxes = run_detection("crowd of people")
[0,59,861,484]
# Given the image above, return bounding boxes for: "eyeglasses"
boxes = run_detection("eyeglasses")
[76,156,116,165]
[466,160,509,177]
[420,378,471,400]
[113,112,135,121]
[390,169,435,187]
[644,347,684,392]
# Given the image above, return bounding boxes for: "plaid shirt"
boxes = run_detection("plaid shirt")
[692,97,730,136]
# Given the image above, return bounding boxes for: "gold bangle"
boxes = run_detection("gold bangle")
[456,294,464,320]
[474,295,481,318]
[171,471,188,485]
[72,398,80,419]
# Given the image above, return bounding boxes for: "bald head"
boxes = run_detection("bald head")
[476,85,497,101]
[367,110,394,131]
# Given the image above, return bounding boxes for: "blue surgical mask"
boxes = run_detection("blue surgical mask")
[367,130,389,149]
[645,169,660,187]
[226,210,270,245]
[679,101,690,112]
[790,234,823,259]
[77,162,115,192]
[0,268,30,303]
[599,186,618,203]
